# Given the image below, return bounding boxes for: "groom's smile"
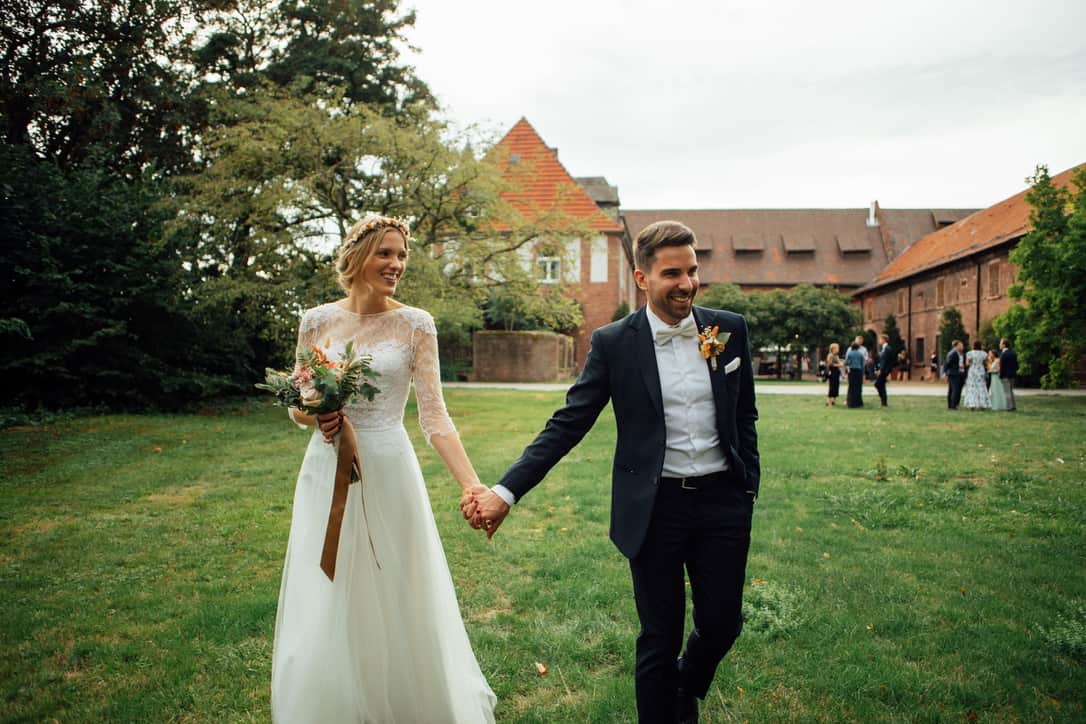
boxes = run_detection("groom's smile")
[635,244,700,325]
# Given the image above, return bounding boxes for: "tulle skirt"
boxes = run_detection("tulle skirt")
[271,425,496,723]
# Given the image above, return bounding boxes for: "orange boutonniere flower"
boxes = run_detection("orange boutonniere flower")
[698,325,730,371]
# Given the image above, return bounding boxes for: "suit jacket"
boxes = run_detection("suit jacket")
[496,305,760,559]
[999,348,1018,379]
[943,349,963,378]
[877,345,896,376]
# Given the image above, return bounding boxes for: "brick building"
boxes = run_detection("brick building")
[852,163,1085,379]
[491,118,637,368]
[622,206,973,293]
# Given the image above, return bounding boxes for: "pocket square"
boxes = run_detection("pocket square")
[724,357,741,374]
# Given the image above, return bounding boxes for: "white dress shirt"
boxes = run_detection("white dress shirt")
[492,307,726,506]
[644,308,728,479]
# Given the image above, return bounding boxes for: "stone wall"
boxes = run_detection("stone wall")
[472,331,575,382]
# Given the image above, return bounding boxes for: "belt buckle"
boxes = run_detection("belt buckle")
[680,476,697,491]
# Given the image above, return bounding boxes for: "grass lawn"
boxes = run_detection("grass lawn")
[2,392,1085,722]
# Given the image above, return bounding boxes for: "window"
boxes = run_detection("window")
[936,278,945,307]
[989,262,1000,296]
[537,256,560,284]
[897,289,906,315]
[590,236,608,282]
[915,337,925,364]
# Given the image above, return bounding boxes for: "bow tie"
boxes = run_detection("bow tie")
[655,318,697,345]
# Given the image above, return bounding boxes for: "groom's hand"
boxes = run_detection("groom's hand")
[470,489,510,540]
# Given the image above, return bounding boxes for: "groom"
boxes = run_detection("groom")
[464,221,760,723]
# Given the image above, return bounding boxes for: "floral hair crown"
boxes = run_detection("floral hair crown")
[343,214,412,247]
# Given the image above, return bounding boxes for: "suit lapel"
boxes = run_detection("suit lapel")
[694,307,729,428]
[632,308,664,420]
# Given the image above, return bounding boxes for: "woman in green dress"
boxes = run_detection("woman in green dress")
[988,349,1008,411]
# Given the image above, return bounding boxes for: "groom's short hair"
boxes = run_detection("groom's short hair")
[634,220,696,271]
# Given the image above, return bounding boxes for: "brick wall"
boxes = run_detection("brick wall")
[858,245,1019,378]
[472,330,575,382]
[567,231,636,369]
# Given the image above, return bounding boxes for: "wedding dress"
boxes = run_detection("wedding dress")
[271,303,496,723]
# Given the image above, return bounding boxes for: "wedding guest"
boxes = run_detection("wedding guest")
[873,334,895,407]
[944,340,965,410]
[999,338,1018,411]
[845,341,866,408]
[963,340,991,410]
[988,350,1009,411]
[825,343,844,406]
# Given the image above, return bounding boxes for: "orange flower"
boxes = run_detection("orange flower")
[310,344,333,368]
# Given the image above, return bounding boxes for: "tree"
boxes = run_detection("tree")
[190,0,431,111]
[0,145,235,410]
[883,314,904,356]
[0,0,202,175]
[938,307,969,359]
[698,283,857,378]
[995,164,1086,388]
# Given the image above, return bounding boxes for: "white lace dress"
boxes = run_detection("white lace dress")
[271,303,496,724]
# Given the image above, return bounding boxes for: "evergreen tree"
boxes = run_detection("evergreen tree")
[883,314,905,356]
[938,307,969,359]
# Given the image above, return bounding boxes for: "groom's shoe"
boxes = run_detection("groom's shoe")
[676,687,698,724]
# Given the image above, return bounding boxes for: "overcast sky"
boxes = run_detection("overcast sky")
[401,0,1085,210]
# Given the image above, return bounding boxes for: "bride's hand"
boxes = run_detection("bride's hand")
[316,410,343,443]
[459,483,487,520]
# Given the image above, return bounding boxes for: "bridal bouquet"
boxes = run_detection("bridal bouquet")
[256,341,380,414]
[257,341,381,580]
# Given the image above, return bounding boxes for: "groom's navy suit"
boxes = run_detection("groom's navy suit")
[498,304,760,721]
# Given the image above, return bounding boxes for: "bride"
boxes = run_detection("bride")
[271,214,496,723]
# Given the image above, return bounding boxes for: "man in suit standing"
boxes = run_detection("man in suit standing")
[464,221,759,724]
[944,340,965,409]
[873,334,895,407]
[999,338,1018,411]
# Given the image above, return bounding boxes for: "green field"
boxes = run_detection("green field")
[2,392,1085,722]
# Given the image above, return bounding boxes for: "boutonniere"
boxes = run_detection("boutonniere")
[698,325,730,371]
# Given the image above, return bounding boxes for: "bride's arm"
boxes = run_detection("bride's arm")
[430,432,485,495]
[412,317,485,496]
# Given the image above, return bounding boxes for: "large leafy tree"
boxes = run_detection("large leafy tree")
[995,165,1086,388]
[189,0,430,110]
[697,282,857,377]
[171,89,591,374]
[0,145,235,409]
[0,0,204,175]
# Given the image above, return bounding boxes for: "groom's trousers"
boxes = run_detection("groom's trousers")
[628,470,753,723]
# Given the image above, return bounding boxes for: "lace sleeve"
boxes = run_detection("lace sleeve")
[287,308,321,429]
[410,312,457,444]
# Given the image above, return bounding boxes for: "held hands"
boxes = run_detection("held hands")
[459,484,510,540]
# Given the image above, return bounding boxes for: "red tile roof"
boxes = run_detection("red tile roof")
[491,118,623,233]
[622,208,970,289]
[860,163,1085,292]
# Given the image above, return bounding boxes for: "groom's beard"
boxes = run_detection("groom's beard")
[660,287,696,322]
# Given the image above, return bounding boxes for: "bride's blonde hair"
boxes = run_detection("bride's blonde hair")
[336,214,411,292]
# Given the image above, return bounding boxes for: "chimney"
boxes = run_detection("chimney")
[866,201,879,227]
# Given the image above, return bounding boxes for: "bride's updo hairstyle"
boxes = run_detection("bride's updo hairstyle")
[336,214,412,292]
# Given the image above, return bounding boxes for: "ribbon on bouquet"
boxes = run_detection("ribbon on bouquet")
[320,414,380,581]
